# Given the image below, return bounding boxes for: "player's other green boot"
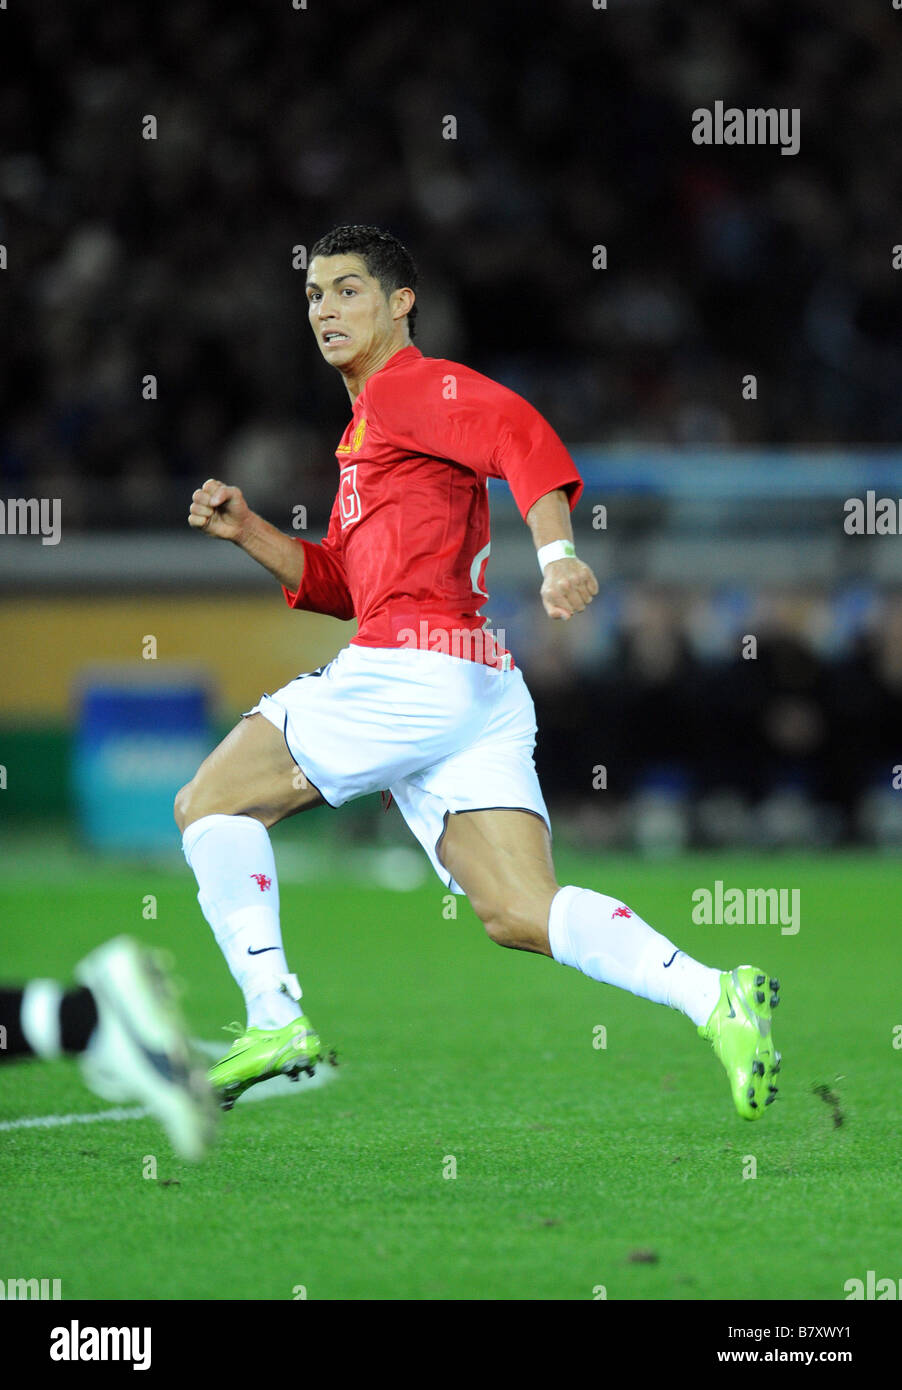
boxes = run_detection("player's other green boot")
[209,1014,323,1111]
[699,965,781,1120]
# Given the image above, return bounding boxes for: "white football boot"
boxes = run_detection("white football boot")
[75,936,217,1160]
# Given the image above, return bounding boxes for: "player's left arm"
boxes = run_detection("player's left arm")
[526,488,599,621]
[366,366,597,619]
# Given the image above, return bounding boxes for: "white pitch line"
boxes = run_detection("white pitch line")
[0,1042,338,1133]
[0,1105,149,1133]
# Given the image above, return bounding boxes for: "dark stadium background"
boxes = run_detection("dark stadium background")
[2,0,902,859]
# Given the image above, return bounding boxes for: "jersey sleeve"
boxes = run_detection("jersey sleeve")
[367,364,583,518]
[282,492,355,621]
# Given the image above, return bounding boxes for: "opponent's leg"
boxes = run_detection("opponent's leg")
[0,983,97,1060]
[439,808,780,1119]
[175,712,326,1105]
[0,944,216,1160]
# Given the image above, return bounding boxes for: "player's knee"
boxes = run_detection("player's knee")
[174,780,201,834]
[175,776,275,833]
[477,895,538,950]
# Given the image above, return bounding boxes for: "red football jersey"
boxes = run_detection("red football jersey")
[283,344,583,666]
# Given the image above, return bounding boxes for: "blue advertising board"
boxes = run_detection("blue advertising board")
[72,668,212,851]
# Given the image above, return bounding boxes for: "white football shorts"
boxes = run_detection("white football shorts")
[245,643,550,893]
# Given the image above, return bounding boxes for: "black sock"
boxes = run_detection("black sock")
[0,988,31,1058]
[0,985,98,1061]
[59,987,99,1053]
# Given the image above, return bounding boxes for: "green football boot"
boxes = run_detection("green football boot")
[699,965,781,1119]
[209,1014,324,1111]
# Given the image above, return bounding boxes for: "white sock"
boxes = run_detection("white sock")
[182,813,303,1030]
[21,980,63,1058]
[547,885,722,1027]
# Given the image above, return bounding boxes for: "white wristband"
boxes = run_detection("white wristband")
[537,539,576,574]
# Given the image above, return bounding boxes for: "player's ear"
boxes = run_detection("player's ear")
[392,287,415,323]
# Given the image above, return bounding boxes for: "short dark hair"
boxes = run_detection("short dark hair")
[309,224,418,340]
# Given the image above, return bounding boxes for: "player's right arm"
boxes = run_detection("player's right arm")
[189,479,306,590]
[188,478,355,620]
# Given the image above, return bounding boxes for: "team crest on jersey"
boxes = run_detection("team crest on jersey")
[337,415,367,455]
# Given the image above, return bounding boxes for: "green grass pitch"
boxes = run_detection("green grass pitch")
[1,842,899,1301]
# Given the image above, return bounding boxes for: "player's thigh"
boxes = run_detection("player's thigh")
[438,808,559,952]
[174,712,323,831]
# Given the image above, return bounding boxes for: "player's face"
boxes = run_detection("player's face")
[305,254,397,367]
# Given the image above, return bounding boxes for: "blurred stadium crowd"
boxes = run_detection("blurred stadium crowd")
[3,0,901,846]
[517,584,902,847]
[2,0,901,526]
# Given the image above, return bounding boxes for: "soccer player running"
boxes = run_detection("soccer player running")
[177,224,780,1119]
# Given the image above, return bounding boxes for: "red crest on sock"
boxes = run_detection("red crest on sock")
[250,873,272,892]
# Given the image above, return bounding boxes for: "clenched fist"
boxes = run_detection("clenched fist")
[188,479,251,544]
[540,556,599,620]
